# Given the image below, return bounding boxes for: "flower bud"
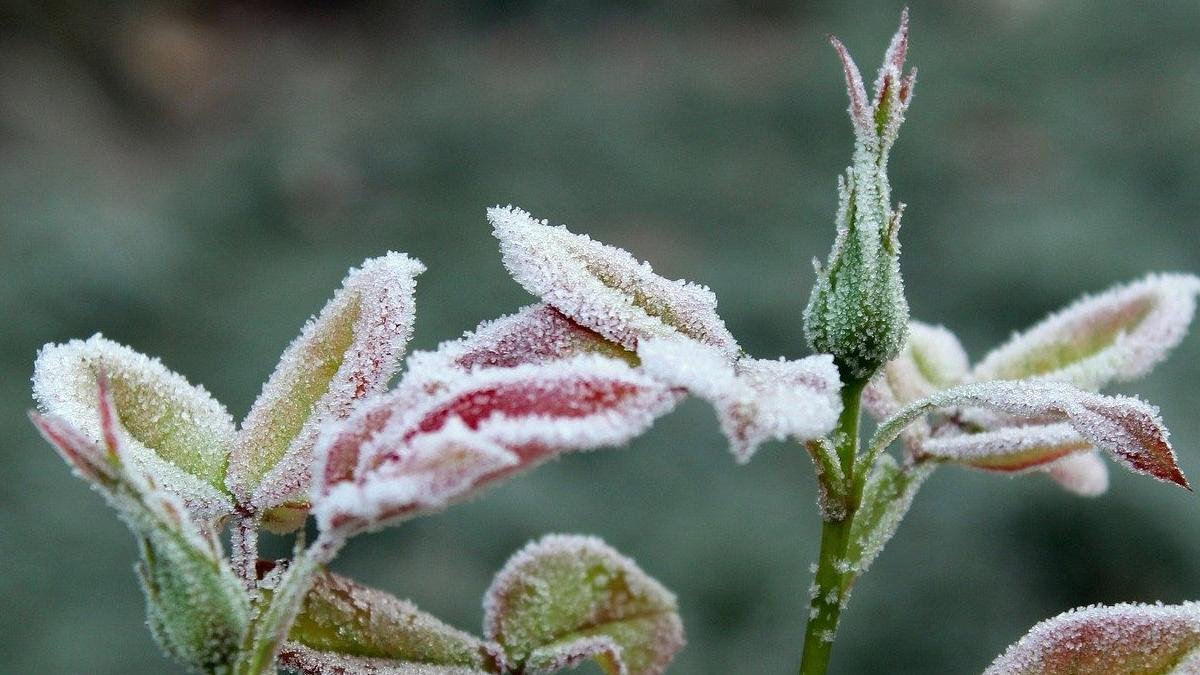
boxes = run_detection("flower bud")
[804,10,914,381]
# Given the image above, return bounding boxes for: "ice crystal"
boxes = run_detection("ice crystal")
[865,321,969,418]
[985,601,1200,675]
[845,456,932,578]
[490,205,738,357]
[637,338,842,462]
[279,644,488,675]
[482,534,684,675]
[32,334,235,519]
[804,10,914,380]
[920,423,1093,473]
[230,252,424,519]
[311,355,680,535]
[973,273,1200,390]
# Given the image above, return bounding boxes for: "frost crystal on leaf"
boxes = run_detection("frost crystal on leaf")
[32,334,235,519]
[638,338,842,462]
[490,205,739,357]
[877,380,1188,488]
[413,303,635,373]
[483,534,684,675]
[804,10,914,380]
[278,570,493,674]
[229,252,424,521]
[985,601,1200,675]
[311,355,680,535]
[973,273,1200,390]
[865,321,969,418]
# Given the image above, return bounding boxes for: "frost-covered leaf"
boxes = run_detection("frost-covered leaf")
[279,644,489,675]
[275,570,493,674]
[973,274,1200,390]
[490,205,738,357]
[637,338,841,462]
[312,355,680,534]
[920,423,1093,473]
[483,535,684,675]
[32,334,234,518]
[35,375,250,672]
[1042,449,1109,497]
[874,380,1187,488]
[845,456,931,577]
[414,303,635,372]
[865,321,969,420]
[985,602,1200,675]
[230,252,424,517]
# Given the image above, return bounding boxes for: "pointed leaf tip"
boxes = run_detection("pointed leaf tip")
[829,35,872,138]
[230,252,425,519]
[490,205,738,358]
[483,534,684,675]
[985,602,1200,675]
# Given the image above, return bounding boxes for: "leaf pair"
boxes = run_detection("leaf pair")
[865,274,1200,494]
[488,205,845,462]
[277,535,683,675]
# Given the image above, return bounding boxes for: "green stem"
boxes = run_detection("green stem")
[233,532,345,675]
[799,377,866,675]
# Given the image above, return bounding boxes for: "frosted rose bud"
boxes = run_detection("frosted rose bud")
[804,10,914,381]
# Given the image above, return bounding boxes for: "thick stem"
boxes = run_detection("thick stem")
[799,378,865,675]
[233,532,345,675]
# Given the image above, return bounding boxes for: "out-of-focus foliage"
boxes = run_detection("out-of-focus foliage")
[3,1,1200,673]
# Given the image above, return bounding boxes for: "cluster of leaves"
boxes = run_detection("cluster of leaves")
[29,9,1200,674]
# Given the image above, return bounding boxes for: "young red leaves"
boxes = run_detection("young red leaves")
[874,380,1187,488]
[311,355,680,536]
[32,334,235,519]
[228,252,425,523]
[973,273,1200,390]
[638,338,842,463]
[985,602,1200,675]
[490,205,738,358]
[277,570,495,675]
[483,535,684,675]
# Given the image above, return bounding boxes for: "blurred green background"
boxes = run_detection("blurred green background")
[3,1,1200,673]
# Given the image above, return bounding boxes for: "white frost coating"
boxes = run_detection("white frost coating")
[482,534,683,675]
[279,644,488,675]
[525,636,625,675]
[1042,450,1110,497]
[32,334,234,519]
[637,338,842,462]
[920,423,1091,472]
[232,251,425,511]
[972,273,1200,390]
[312,354,680,534]
[985,601,1200,675]
[490,205,739,357]
[881,380,1187,488]
[409,303,631,374]
[314,417,519,533]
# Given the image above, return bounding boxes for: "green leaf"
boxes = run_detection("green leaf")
[483,535,684,675]
[280,570,493,671]
[846,456,931,577]
[32,334,235,518]
[228,252,424,518]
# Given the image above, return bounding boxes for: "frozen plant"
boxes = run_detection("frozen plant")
[30,253,686,674]
[28,9,1200,675]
